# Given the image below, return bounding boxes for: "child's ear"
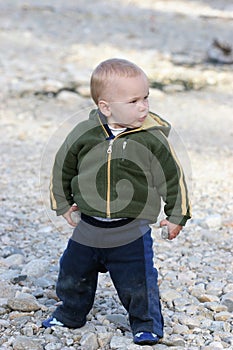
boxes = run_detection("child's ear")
[98,100,111,117]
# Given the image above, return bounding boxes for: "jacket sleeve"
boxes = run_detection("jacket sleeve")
[50,139,78,216]
[152,133,191,226]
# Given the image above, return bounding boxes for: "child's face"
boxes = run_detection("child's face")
[99,73,150,129]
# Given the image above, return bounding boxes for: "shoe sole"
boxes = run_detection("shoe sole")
[134,340,159,345]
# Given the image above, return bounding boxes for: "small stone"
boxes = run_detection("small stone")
[190,283,206,298]
[221,291,233,312]
[185,304,200,315]
[44,343,62,350]
[21,324,34,337]
[214,311,232,321]
[127,345,153,350]
[163,334,185,347]
[177,271,196,285]
[208,321,231,333]
[65,338,74,346]
[110,335,132,349]
[160,289,181,302]
[204,214,222,229]
[11,274,28,284]
[204,302,228,312]
[0,319,10,328]
[0,270,23,282]
[38,226,53,234]
[178,315,200,329]
[200,318,212,329]
[0,306,7,315]
[197,294,219,303]
[173,296,194,312]
[1,246,23,258]
[204,341,224,350]
[97,331,113,348]
[0,281,15,298]
[173,323,189,334]
[223,283,233,294]
[32,288,44,298]
[34,277,55,289]
[73,322,96,335]
[205,281,225,296]
[106,313,130,331]
[9,311,35,320]
[44,289,59,300]
[80,332,99,350]
[13,336,43,350]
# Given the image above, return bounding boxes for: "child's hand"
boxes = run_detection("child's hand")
[160,219,182,240]
[63,205,79,227]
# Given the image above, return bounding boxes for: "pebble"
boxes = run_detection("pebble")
[7,292,41,312]
[202,214,222,229]
[80,332,99,350]
[221,291,233,312]
[214,311,232,321]
[110,335,132,349]
[0,282,16,299]
[197,294,220,303]
[3,254,24,267]
[21,259,50,278]
[204,302,228,312]
[13,336,43,350]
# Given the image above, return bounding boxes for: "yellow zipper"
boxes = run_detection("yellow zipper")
[106,139,114,218]
[105,128,142,218]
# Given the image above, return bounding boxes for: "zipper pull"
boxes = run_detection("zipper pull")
[122,139,127,161]
[107,139,114,154]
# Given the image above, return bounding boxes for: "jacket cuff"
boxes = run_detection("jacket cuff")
[166,215,191,227]
[55,204,72,216]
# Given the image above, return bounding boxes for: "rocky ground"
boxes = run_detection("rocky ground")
[0,0,233,349]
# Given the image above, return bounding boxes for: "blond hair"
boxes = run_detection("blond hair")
[90,58,146,105]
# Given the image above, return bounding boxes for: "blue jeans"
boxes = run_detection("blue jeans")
[53,222,164,337]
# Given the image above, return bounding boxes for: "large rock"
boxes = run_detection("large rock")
[21,259,50,278]
[7,292,41,312]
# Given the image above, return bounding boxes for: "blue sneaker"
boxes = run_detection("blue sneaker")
[42,317,64,328]
[133,332,160,345]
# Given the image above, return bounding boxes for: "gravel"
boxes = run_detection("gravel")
[0,0,233,349]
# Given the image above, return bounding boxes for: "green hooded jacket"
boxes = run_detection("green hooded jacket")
[50,109,191,226]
